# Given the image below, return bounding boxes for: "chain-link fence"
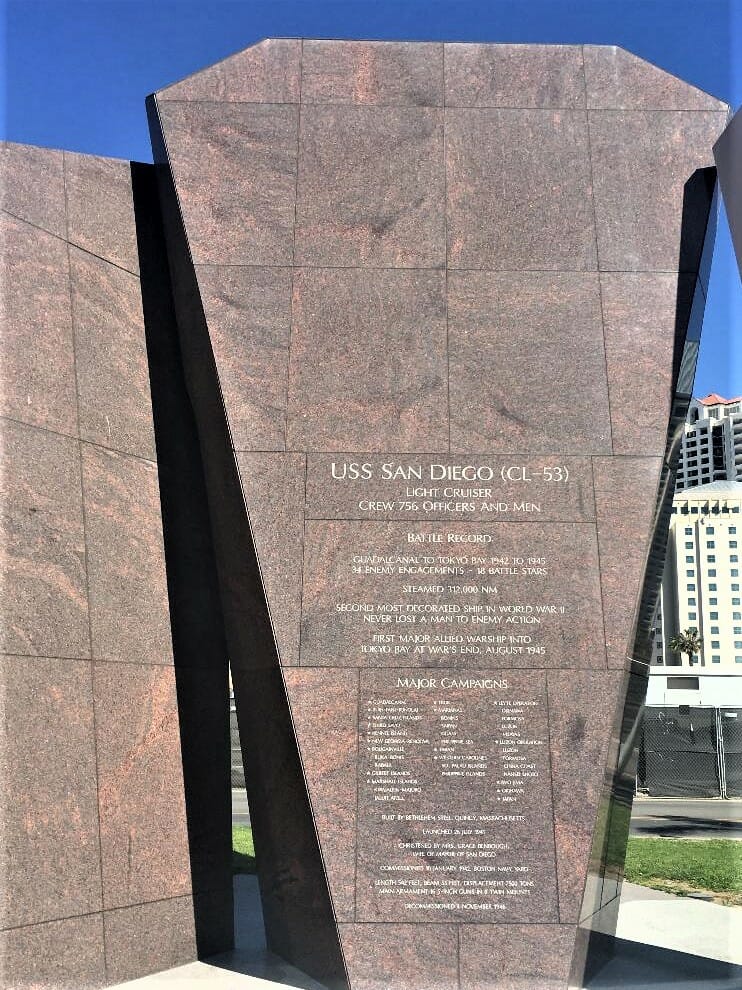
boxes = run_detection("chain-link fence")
[230,700,245,788]
[637,706,742,798]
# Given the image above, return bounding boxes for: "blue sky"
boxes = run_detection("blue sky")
[3,0,741,398]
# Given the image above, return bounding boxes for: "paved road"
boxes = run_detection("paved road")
[630,797,742,838]
[232,788,251,827]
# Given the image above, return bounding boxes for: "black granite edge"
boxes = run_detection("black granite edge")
[573,170,721,986]
[130,160,232,958]
[146,95,349,990]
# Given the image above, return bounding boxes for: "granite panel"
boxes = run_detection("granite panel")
[0,914,105,990]
[286,268,448,452]
[0,213,77,435]
[584,45,728,111]
[300,521,605,669]
[448,272,611,454]
[103,895,197,984]
[1,142,66,237]
[601,273,695,456]
[236,453,305,665]
[283,668,357,921]
[70,248,156,459]
[0,419,88,658]
[547,671,624,923]
[302,41,443,106]
[338,923,459,990]
[295,106,445,268]
[93,662,191,909]
[355,669,559,924]
[0,655,101,928]
[64,152,139,273]
[157,100,298,265]
[158,38,301,103]
[446,108,596,271]
[444,43,585,108]
[305,455,596,522]
[589,109,726,272]
[196,265,292,451]
[81,444,173,664]
[593,457,662,668]
[459,923,577,990]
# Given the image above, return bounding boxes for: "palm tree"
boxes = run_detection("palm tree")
[668,628,703,664]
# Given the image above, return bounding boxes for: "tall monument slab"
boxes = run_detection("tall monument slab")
[148,41,727,990]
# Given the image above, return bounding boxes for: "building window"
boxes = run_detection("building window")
[735,627,742,636]
[712,640,721,649]
[689,597,697,605]
[686,555,694,563]
[707,527,715,534]
[733,584,740,592]
[712,656,721,663]
[709,584,717,591]
[734,612,741,620]
[708,540,715,548]
[687,569,695,577]
[708,569,717,577]
[688,612,697,620]
[710,626,719,634]
[737,657,742,664]
[731,541,738,548]
[686,527,693,535]
[734,598,741,606]
[731,555,739,562]
[735,641,742,649]
[730,527,737,535]
[710,597,718,605]
[708,555,716,563]
[733,569,740,577]
[710,612,719,619]
[686,542,694,550]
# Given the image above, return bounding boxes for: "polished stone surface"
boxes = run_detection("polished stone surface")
[286,268,448,452]
[295,106,444,268]
[82,445,173,664]
[159,38,301,103]
[0,418,88,658]
[104,896,197,985]
[301,520,605,668]
[156,101,298,266]
[459,923,577,989]
[589,109,726,272]
[236,453,305,665]
[65,152,140,273]
[283,668,358,922]
[196,266,292,451]
[593,457,663,668]
[601,273,696,457]
[445,43,584,108]
[94,662,191,909]
[338,924,459,990]
[448,271,610,453]
[0,914,106,990]
[584,45,728,111]
[0,146,195,988]
[0,655,101,928]
[146,40,727,990]
[71,248,156,459]
[0,212,77,436]
[446,108,596,271]
[303,41,443,106]
[1,141,66,237]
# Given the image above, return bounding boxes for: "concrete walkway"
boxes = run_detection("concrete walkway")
[616,880,742,965]
[110,876,742,990]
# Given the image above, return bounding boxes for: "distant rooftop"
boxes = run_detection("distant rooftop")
[697,393,742,406]
[675,480,742,498]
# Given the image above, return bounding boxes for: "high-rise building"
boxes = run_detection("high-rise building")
[649,480,742,705]
[676,394,742,490]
